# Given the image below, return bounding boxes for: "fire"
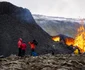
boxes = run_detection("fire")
[52,36,60,42]
[52,19,85,54]
[65,38,74,46]
[73,19,85,53]
[52,36,74,46]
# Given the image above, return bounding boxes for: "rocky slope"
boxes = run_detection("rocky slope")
[0,2,35,24]
[0,2,74,57]
[0,2,52,56]
[0,2,73,56]
[0,54,85,70]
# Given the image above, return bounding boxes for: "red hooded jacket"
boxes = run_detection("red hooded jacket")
[21,43,27,50]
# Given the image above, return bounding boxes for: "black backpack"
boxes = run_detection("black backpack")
[33,40,38,45]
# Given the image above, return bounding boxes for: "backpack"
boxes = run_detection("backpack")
[32,51,38,56]
[33,40,38,45]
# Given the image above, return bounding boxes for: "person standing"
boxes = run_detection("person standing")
[28,40,38,56]
[21,42,27,57]
[17,38,22,56]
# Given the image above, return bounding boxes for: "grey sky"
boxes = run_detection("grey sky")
[0,0,85,18]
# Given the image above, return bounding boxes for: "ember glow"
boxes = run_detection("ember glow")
[65,38,74,46]
[52,36,60,42]
[73,20,85,53]
[52,36,74,46]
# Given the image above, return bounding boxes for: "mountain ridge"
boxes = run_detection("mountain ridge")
[33,14,82,37]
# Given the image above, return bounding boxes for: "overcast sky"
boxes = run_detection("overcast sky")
[0,0,85,18]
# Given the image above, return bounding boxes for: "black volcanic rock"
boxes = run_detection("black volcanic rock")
[0,14,53,56]
[1,54,85,70]
[0,2,74,56]
[0,1,35,23]
[0,2,17,14]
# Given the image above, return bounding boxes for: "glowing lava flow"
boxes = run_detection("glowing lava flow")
[52,36,60,42]
[65,38,74,46]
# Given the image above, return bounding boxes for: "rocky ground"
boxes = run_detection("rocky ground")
[0,54,85,70]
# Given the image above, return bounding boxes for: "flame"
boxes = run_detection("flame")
[52,36,74,46]
[74,49,79,54]
[73,19,85,53]
[65,38,74,46]
[52,36,60,42]
[52,19,85,54]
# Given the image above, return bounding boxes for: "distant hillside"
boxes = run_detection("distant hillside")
[33,14,82,37]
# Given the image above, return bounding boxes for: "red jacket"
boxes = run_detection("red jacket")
[28,42,35,49]
[18,40,22,48]
[21,43,27,50]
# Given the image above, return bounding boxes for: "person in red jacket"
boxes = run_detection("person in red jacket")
[21,42,27,57]
[28,40,38,55]
[17,38,22,56]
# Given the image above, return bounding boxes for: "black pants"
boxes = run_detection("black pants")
[18,48,21,56]
[31,49,34,55]
[31,49,34,52]
[21,50,25,57]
